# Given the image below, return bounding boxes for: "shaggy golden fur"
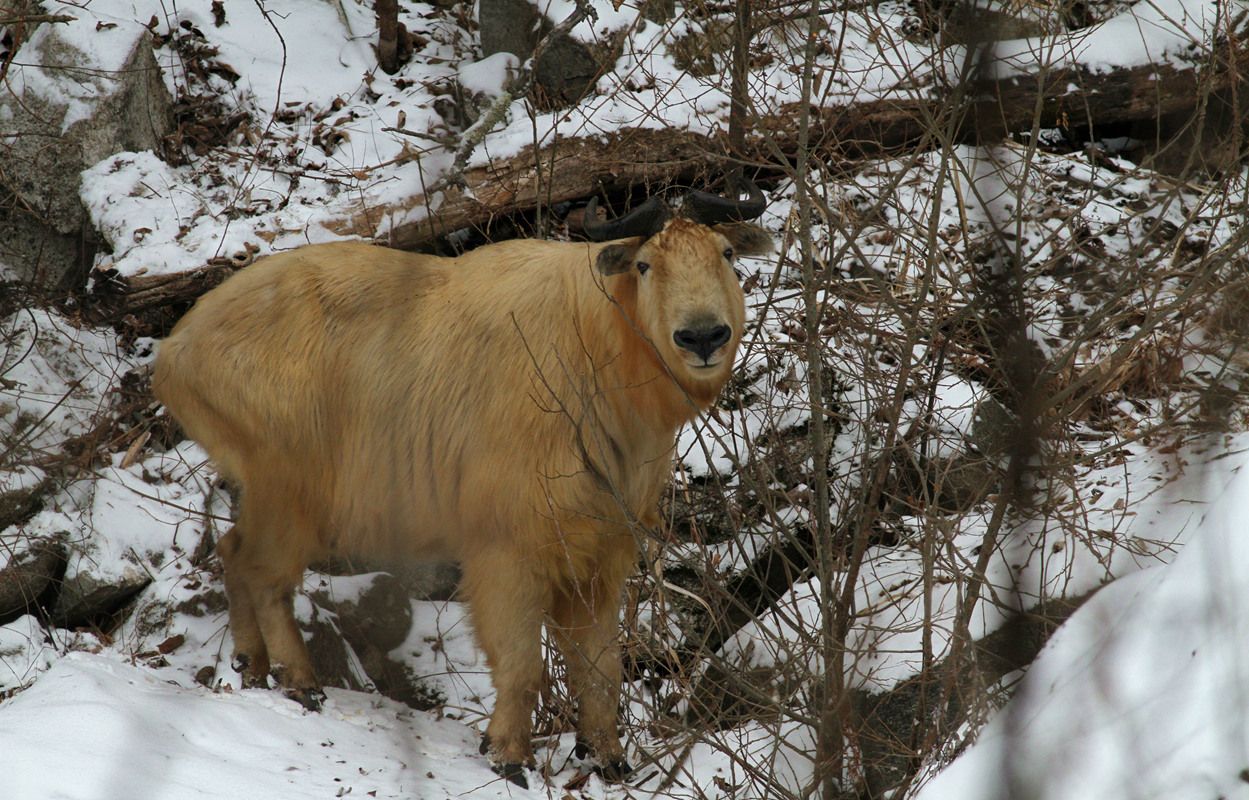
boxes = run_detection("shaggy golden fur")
[153,218,769,776]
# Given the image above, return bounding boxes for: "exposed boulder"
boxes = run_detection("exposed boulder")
[315,558,461,603]
[0,8,172,289]
[0,469,51,531]
[305,568,455,709]
[310,571,414,656]
[478,0,634,110]
[302,610,368,692]
[0,531,66,624]
[394,561,461,603]
[47,556,151,629]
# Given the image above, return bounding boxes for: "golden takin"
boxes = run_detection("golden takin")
[153,185,770,787]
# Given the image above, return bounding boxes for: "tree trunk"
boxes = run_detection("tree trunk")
[376,0,404,75]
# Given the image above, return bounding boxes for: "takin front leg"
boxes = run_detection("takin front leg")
[551,575,631,781]
[219,507,323,710]
[462,550,550,788]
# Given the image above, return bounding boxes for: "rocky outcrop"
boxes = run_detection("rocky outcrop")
[303,567,459,709]
[0,9,172,289]
[46,562,151,629]
[478,0,635,110]
[0,532,66,624]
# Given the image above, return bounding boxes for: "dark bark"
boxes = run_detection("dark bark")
[83,262,237,337]
[376,0,404,75]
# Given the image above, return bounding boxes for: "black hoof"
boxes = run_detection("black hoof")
[286,687,326,712]
[232,654,271,688]
[595,759,633,783]
[494,762,528,789]
[574,737,591,760]
[479,734,491,756]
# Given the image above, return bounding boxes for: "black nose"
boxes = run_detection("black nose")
[673,324,732,362]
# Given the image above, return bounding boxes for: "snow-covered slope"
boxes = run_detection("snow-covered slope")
[914,445,1249,800]
[3,0,1249,798]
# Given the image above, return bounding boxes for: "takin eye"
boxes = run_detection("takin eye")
[636,261,651,275]
[723,247,734,260]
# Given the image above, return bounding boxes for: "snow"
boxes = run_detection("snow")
[913,446,1249,800]
[459,53,521,96]
[0,615,60,690]
[5,4,149,131]
[534,0,641,43]
[4,0,1249,798]
[987,0,1232,78]
[62,0,1239,277]
[80,151,257,280]
[0,653,512,800]
[0,308,132,460]
[189,1,379,114]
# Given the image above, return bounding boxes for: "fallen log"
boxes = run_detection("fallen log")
[85,261,238,338]
[329,14,1247,249]
[83,10,1247,331]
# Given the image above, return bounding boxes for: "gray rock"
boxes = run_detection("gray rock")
[927,453,999,513]
[308,564,460,652]
[394,561,461,602]
[0,12,172,289]
[47,562,150,628]
[478,0,631,110]
[0,532,66,623]
[303,611,368,691]
[531,32,603,110]
[886,448,1001,516]
[312,571,415,655]
[943,2,1051,45]
[0,473,51,531]
[305,567,458,708]
[970,396,1015,461]
[315,558,461,602]
[478,0,541,68]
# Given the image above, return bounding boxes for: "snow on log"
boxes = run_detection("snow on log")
[84,0,1246,328]
[331,0,1248,249]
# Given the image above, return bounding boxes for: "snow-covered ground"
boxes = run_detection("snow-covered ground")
[914,442,1249,800]
[2,439,1246,800]
[3,0,1249,798]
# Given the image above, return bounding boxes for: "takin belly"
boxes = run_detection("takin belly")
[302,433,648,578]
[223,356,667,581]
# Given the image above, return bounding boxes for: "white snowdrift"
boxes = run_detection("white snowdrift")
[986,0,1238,78]
[914,446,1249,800]
[0,653,521,800]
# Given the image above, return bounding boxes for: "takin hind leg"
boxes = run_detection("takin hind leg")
[461,549,550,788]
[219,504,323,710]
[551,576,631,781]
[218,527,269,685]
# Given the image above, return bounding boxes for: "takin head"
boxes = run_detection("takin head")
[586,182,773,403]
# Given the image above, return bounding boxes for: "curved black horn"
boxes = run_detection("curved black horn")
[683,178,766,225]
[582,195,671,242]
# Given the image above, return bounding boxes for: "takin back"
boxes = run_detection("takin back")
[153,190,770,787]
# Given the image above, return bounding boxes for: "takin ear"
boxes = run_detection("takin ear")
[714,222,773,257]
[596,243,640,276]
